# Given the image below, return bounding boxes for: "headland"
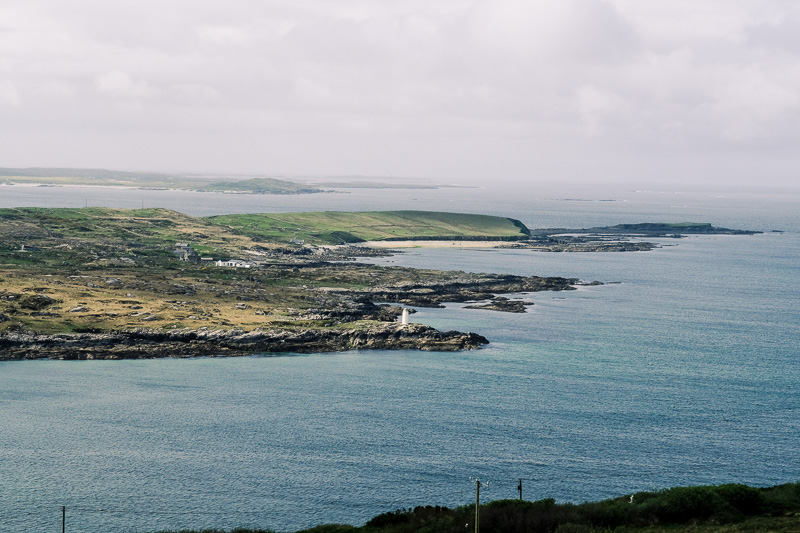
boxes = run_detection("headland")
[0,208,755,360]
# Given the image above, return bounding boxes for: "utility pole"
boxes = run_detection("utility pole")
[62,506,65,533]
[518,478,523,501]
[474,479,481,533]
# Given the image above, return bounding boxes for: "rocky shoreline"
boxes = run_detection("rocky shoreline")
[0,323,489,361]
[0,273,582,360]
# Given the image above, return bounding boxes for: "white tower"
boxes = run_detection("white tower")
[401,308,409,325]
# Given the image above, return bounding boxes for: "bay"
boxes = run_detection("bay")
[0,183,798,532]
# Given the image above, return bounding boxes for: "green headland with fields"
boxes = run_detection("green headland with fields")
[0,207,754,358]
[0,208,559,356]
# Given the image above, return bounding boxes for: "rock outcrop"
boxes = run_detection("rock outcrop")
[344,274,578,309]
[464,296,534,313]
[0,324,489,360]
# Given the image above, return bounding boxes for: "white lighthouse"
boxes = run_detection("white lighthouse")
[401,308,410,325]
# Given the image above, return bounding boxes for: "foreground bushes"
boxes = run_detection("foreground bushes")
[152,482,800,533]
[355,483,800,533]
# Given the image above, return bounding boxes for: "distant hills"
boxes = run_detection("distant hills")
[0,167,455,194]
[0,167,324,194]
[0,167,180,180]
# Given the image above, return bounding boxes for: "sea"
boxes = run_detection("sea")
[0,182,798,533]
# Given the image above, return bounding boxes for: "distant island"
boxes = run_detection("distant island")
[511,222,761,252]
[0,167,326,194]
[0,167,456,193]
[0,208,758,360]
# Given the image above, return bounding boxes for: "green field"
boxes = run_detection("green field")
[207,210,530,245]
[0,207,530,250]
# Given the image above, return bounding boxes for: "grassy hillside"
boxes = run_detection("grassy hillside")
[0,208,529,251]
[206,210,530,245]
[0,207,250,255]
[0,207,531,335]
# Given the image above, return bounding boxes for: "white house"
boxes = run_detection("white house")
[214,259,252,268]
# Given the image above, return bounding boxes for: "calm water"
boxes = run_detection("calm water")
[0,184,798,532]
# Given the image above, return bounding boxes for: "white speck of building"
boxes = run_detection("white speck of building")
[401,308,409,325]
[214,259,252,268]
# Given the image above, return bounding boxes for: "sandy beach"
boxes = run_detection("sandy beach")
[361,240,509,249]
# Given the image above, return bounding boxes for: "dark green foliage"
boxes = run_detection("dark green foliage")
[651,485,725,522]
[295,525,356,533]
[364,508,413,528]
[151,529,277,533]
[633,484,766,524]
[364,506,458,532]
[762,482,800,514]
[140,483,800,533]
[715,483,765,515]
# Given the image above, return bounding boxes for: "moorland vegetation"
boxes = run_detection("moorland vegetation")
[146,482,800,533]
[0,208,572,358]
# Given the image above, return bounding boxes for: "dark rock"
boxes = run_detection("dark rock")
[18,294,58,311]
[464,297,534,313]
[340,274,577,310]
[0,324,489,360]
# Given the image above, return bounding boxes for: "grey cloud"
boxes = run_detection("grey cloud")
[1,0,799,186]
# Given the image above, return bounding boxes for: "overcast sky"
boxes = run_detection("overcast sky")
[2,0,799,187]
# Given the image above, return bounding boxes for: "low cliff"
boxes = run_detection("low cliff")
[0,323,489,360]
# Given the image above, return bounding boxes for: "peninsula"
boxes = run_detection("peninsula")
[0,208,573,360]
[0,208,756,360]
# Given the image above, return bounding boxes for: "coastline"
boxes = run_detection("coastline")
[363,239,508,248]
[0,323,489,361]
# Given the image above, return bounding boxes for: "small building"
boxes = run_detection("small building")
[173,243,200,263]
[214,259,252,268]
[289,238,305,245]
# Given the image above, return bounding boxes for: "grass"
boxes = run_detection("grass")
[3,207,524,335]
[206,210,530,245]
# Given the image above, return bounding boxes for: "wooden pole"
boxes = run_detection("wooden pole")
[62,506,65,533]
[475,479,480,533]
[518,478,523,501]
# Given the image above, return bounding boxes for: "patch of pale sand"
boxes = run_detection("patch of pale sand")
[361,240,508,249]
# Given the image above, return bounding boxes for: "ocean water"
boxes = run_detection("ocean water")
[0,184,798,532]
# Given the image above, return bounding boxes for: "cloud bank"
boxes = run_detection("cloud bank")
[2,0,799,186]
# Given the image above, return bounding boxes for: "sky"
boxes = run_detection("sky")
[2,0,800,187]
